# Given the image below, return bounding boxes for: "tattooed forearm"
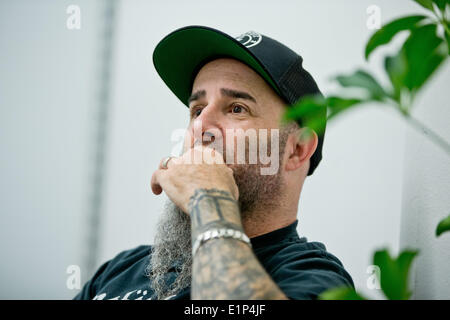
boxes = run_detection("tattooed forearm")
[188,188,288,300]
[192,238,287,299]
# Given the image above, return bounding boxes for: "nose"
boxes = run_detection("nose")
[192,104,222,147]
[202,131,215,144]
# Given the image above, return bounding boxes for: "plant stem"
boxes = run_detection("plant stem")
[403,112,450,158]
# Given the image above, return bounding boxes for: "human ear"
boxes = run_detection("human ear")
[285,128,318,172]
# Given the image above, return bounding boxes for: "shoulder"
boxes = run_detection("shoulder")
[96,244,152,280]
[256,236,343,268]
[271,239,349,272]
[73,244,152,300]
[107,244,152,265]
[257,238,354,300]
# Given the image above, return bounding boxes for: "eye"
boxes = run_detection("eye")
[191,107,202,118]
[231,104,246,114]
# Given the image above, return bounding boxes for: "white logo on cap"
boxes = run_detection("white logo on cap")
[235,31,262,48]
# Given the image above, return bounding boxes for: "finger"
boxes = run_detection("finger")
[151,170,163,195]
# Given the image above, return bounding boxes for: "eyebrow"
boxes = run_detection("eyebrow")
[187,88,257,105]
[188,90,206,104]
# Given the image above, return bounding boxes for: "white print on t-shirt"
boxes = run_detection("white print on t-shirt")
[92,289,175,300]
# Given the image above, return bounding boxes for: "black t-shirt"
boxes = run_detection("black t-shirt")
[73,220,354,300]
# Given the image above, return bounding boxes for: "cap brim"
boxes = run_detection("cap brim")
[152,25,283,107]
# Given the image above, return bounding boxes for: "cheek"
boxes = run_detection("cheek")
[183,127,194,151]
[222,131,250,164]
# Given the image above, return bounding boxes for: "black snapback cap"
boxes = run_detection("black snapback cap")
[152,25,326,176]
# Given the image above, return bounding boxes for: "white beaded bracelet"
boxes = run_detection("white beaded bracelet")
[192,228,252,257]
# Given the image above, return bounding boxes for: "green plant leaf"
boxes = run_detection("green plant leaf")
[335,70,388,100]
[432,0,449,11]
[284,95,328,136]
[319,286,367,300]
[284,94,367,137]
[401,23,446,91]
[436,214,450,237]
[384,53,407,101]
[326,96,365,120]
[373,249,418,300]
[365,15,428,60]
[384,23,447,101]
[413,0,435,11]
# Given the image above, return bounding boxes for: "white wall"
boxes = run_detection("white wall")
[0,0,107,299]
[400,61,450,299]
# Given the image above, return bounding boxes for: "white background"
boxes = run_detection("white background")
[0,0,448,299]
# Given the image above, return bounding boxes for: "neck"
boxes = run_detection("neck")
[241,197,298,238]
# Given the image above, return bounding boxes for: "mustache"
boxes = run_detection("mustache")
[184,135,226,161]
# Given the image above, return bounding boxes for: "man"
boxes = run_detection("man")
[74,26,354,300]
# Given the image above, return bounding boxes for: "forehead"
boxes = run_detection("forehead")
[192,58,270,95]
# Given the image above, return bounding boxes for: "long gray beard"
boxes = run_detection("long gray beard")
[146,200,192,300]
[146,124,296,299]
